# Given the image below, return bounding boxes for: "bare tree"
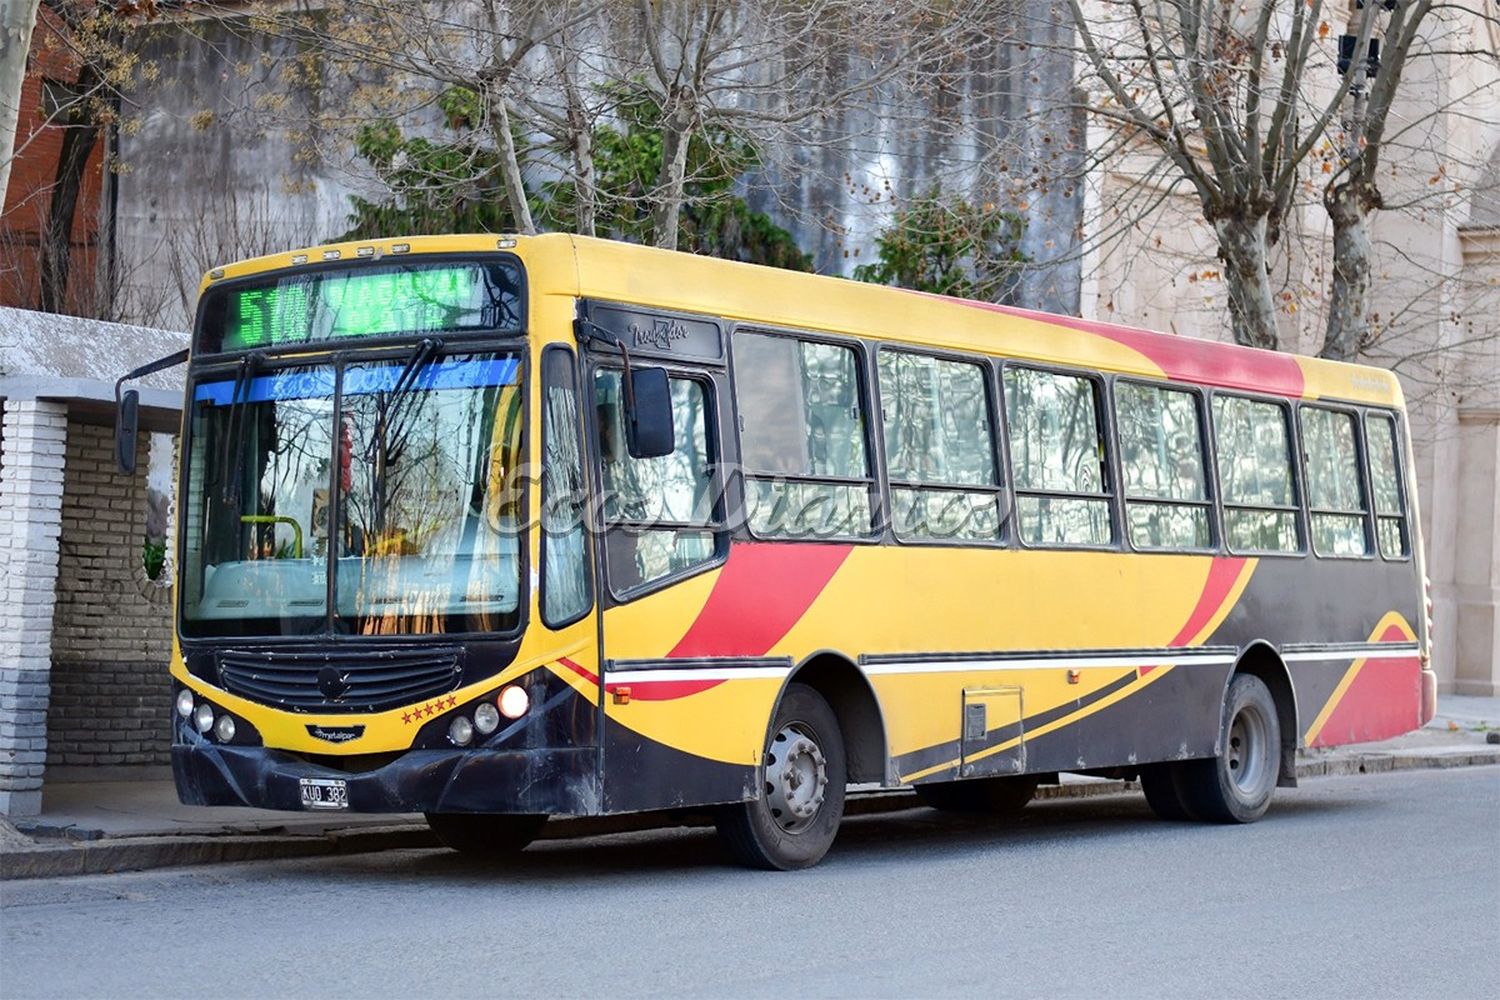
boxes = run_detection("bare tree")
[0,0,41,208]
[1064,0,1499,364]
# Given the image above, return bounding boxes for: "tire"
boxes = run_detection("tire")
[424,813,548,855]
[1139,763,1200,821]
[1181,673,1282,824]
[715,683,847,871]
[915,775,1040,814]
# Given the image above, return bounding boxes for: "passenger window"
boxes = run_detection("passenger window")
[734,332,875,538]
[1300,406,1371,557]
[1115,382,1211,550]
[540,349,592,626]
[1212,395,1300,553]
[1002,366,1113,546]
[878,350,1001,541]
[595,370,718,592]
[1365,413,1409,558]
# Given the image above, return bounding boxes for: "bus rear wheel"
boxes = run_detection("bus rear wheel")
[915,775,1040,814]
[1139,763,1200,821]
[715,683,847,871]
[1182,673,1281,823]
[424,813,548,855]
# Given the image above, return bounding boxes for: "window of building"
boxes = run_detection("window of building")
[1300,405,1371,557]
[1212,395,1301,554]
[1003,366,1113,546]
[734,332,875,538]
[1115,381,1212,550]
[595,369,719,592]
[540,349,592,626]
[1365,412,1409,559]
[878,350,1001,542]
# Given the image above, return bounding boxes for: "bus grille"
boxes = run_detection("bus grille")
[217,647,463,714]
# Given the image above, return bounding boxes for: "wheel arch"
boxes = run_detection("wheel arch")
[1228,640,1299,788]
[781,651,889,785]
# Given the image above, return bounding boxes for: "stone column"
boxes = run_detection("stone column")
[1451,408,1499,697]
[0,400,68,816]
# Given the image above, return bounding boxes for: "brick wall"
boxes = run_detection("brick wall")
[45,421,175,767]
[0,9,106,313]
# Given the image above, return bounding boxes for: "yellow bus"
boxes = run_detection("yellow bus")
[116,233,1435,869]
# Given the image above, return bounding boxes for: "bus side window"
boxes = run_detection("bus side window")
[1365,412,1409,559]
[877,350,1002,542]
[1212,395,1301,554]
[1002,366,1114,546]
[594,369,718,592]
[540,348,592,627]
[734,332,875,539]
[1115,381,1212,550]
[1300,405,1372,558]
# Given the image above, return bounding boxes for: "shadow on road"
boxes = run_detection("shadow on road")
[370,783,1379,883]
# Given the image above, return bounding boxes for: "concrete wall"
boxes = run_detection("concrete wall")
[45,423,174,769]
[110,3,1085,329]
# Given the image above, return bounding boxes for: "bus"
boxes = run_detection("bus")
[115,233,1436,870]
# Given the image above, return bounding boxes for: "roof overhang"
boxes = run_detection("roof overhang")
[0,376,183,433]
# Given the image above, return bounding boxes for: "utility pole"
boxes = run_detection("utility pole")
[0,0,42,209]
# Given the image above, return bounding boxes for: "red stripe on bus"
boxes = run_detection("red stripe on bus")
[937,296,1307,398]
[1137,557,1250,675]
[560,655,724,700]
[1309,625,1422,747]
[667,542,854,658]
[556,657,598,685]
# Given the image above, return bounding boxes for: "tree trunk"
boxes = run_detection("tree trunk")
[489,91,535,235]
[651,107,694,250]
[1322,178,1380,363]
[39,64,101,313]
[571,111,595,238]
[0,0,42,210]
[1213,216,1281,351]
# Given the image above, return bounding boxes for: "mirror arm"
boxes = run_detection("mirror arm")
[575,317,638,416]
[113,347,190,408]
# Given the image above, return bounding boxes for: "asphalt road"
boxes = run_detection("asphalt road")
[3,767,1497,999]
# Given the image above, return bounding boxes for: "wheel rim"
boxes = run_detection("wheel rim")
[764,723,828,833]
[1226,703,1271,795]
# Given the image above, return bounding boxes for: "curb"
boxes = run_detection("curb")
[4,747,1496,881]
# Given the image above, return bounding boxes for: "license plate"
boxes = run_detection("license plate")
[299,777,349,810]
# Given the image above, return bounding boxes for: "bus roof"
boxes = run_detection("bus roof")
[201,232,1404,409]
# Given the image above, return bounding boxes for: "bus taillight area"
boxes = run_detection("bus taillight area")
[168,666,603,817]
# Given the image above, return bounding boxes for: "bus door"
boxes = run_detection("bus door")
[576,301,735,809]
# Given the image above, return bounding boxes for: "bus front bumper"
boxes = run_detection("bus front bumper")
[172,742,601,816]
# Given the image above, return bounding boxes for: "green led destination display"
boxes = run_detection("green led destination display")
[201,259,523,354]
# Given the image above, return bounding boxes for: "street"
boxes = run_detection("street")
[3,766,1497,999]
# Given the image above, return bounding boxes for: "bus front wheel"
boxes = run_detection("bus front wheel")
[1182,673,1281,823]
[715,683,847,871]
[424,813,548,855]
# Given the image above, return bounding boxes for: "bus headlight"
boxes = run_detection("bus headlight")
[473,702,500,735]
[448,716,474,746]
[193,703,215,733]
[215,715,236,742]
[498,685,529,720]
[176,690,195,718]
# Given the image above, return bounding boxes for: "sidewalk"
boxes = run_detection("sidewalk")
[3,694,1496,880]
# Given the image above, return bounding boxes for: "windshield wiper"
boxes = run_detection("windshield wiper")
[219,351,263,506]
[367,337,444,460]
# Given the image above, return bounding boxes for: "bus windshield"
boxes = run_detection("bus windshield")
[180,352,525,638]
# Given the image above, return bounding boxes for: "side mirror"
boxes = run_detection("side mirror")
[625,366,674,459]
[115,389,140,474]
